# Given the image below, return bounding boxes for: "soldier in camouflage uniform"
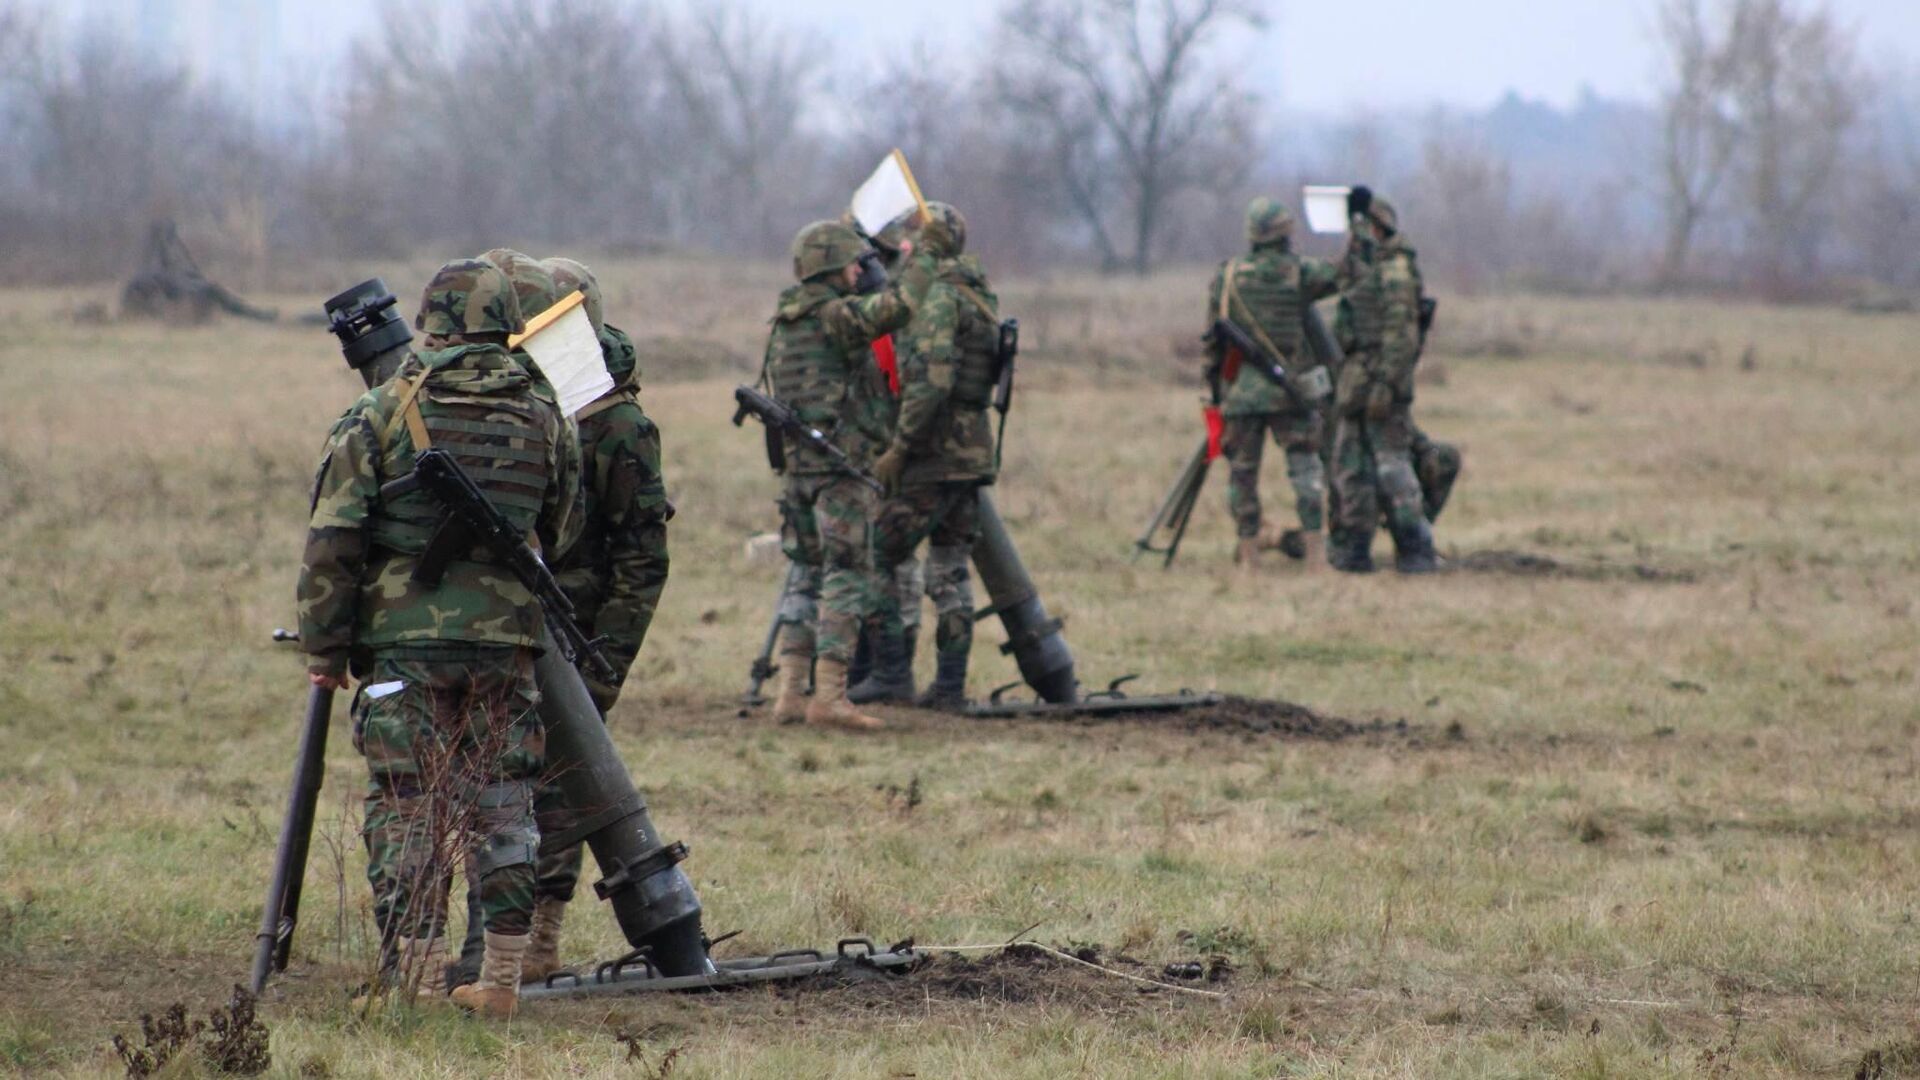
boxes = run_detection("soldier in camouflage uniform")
[851,203,996,709]
[298,257,582,1019]
[1329,196,1439,573]
[510,255,673,983]
[762,219,936,731]
[1207,198,1343,571]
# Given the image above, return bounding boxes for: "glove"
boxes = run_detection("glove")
[873,445,909,495]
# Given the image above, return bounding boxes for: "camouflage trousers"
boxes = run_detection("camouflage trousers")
[1223,410,1325,537]
[777,473,881,665]
[1331,408,1425,538]
[871,482,981,659]
[353,647,543,940]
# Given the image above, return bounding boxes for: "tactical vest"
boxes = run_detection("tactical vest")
[947,277,999,411]
[1344,260,1388,351]
[1225,250,1307,361]
[368,366,552,558]
[767,291,854,427]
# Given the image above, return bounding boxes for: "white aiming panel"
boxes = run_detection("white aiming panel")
[852,149,929,235]
[1302,185,1353,235]
[510,290,612,418]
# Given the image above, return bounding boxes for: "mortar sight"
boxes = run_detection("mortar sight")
[323,278,413,385]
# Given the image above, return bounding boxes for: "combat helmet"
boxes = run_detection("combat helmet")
[791,220,868,283]
[1366,196,1399,235]
[484,247,562,319]
[1245,197,1295,247]
[415,257,525,338]
[917,201,967,257]
[541,256,604,334]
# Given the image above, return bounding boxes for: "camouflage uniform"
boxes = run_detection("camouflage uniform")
[1208,199,1341,558]
[764,222,932,667]
[860,202,997,707]
[298,259,582,961]
[534,258,672,912]
[1329,198,1436,572]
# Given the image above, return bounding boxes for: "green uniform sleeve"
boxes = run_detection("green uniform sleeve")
[296,406,380,676]
[540,405,585,560]
[825,251,938,350]
[892,281,959,452]
[590,405,671,689]
[1301,255,1341,302]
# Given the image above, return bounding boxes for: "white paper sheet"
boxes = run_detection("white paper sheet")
[852,149,924,235]
[1302,185,1353,235]
[518,297,612,418]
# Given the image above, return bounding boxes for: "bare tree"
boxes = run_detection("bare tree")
[1721,0,1860,295]
[656,2,823,252]
[1653,0,1740,284]
[990,0,1264,274]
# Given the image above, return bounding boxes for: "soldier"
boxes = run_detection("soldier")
[762,219,936,731]
[1207,197,1343,571]
[298,257,582,1019]
[853,202,997,709]
[519,255,672,982]
[1329,195,1438,573]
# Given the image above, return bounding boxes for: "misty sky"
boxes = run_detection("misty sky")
[748,0,1919,111]
[32,0,1920,115]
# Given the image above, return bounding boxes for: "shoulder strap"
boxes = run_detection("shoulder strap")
[576,387,637,421]
[379,366,434,452]
[1216,260,1237,322]
[951,282,997,324]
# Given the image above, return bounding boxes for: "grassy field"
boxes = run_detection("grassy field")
[1,260,1917,1078]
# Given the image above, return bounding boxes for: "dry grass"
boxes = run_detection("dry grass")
[1,260,1917,1077]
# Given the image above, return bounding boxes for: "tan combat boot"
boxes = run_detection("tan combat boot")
[805,658,885,731]
[1235,537,1262,572]
[770,653,811,725]
[517,898,568,985]
[354,935,446,1009]
[1300,531,1328,572]
[449,930,526,1019]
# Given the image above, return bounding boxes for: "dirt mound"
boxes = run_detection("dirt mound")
[782,944,1225,1014]
[1177,696,1416,740]
[1451,549,1696,584]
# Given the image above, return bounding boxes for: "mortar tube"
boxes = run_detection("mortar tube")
[534,633,715,977]
[971,490,1078,704]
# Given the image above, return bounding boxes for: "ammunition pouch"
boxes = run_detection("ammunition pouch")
[469,780,538,876]
[1364,383,1395,421]
[1297,366,1333,401]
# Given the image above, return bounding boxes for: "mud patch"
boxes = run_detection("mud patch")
[1451,549,1696,584]
[781,944,1223,1014]
[1177,696,1418,741]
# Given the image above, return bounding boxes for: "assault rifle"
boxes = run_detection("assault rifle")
[380,448,616,683]
[731,385,882,493]
[991,318,1019,467]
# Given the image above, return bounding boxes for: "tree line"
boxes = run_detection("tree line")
[0,0,1911,299]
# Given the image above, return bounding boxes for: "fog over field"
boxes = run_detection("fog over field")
[1,0,1916,294]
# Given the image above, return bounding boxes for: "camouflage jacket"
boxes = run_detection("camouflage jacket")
[892,254,999,485]
[1206,242,1341,417]
[297,342,582,676]
[550,325,670,696]
[762,255,934,474]
[1335,234,1424,409]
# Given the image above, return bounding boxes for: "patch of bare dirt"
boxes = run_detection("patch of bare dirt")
[778,943,1224,1015]
[1450,549,1697,584]
[1175,696,1419,740]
